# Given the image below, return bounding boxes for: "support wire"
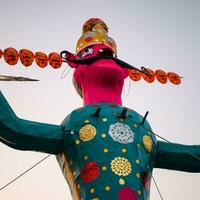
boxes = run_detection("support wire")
[0,154,51,191]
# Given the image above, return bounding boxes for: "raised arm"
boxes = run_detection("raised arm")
[154,141,200,172]
[0,91,64,154]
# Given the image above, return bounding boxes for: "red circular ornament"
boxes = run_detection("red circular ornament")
[85,37,93,42]
[81,161,99,183]
[141,171,150,190]
[118,187,138,200]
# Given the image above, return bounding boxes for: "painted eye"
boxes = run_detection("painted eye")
[97,48,115,57]
[81,47,94,58]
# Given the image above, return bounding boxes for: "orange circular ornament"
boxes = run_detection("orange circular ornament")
[19,49,34,67]
[142,68,155,83]
[35,52,48,68]
[167,72,181,85]
[3,47,19,65]
[48,52,62,69]
[155,69,168,84]
[0,49,2,59]
[128,69,142,81]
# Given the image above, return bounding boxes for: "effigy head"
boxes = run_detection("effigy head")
[61,18,128,101]
[61,18,118,68]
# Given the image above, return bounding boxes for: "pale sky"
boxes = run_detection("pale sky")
[0,0,200,200]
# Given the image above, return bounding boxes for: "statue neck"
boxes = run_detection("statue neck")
[82,73,124,105]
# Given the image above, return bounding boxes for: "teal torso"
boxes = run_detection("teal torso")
[57,103,157,200]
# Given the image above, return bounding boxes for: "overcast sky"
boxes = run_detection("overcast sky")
[0,0,200,200]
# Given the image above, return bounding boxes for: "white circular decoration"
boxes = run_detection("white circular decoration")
[108,122,134,144]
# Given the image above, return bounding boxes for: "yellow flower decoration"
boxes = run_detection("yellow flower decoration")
[79,124,97,141]
[111,157,132,176]
[143,135,153,152]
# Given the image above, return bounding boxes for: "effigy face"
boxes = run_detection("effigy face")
[57,103,157,200]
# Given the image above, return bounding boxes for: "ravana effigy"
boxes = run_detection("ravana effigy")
[0,18,199,200]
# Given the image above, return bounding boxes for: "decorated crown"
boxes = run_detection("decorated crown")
[75,18,117,55]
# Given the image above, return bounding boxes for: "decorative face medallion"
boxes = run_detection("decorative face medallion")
[48,52,62,69]
[35,51,48,68]
[142,68,155,83]
[3,47,19,65]
[128,69,142,81]
[155,69,168,84]
[19,49,34,67]
[168,72,181,85]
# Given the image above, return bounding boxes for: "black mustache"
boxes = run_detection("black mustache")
[60,51,148,75]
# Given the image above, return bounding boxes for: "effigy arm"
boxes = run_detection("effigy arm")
[154,141,200,172]
[0,91,63,154]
